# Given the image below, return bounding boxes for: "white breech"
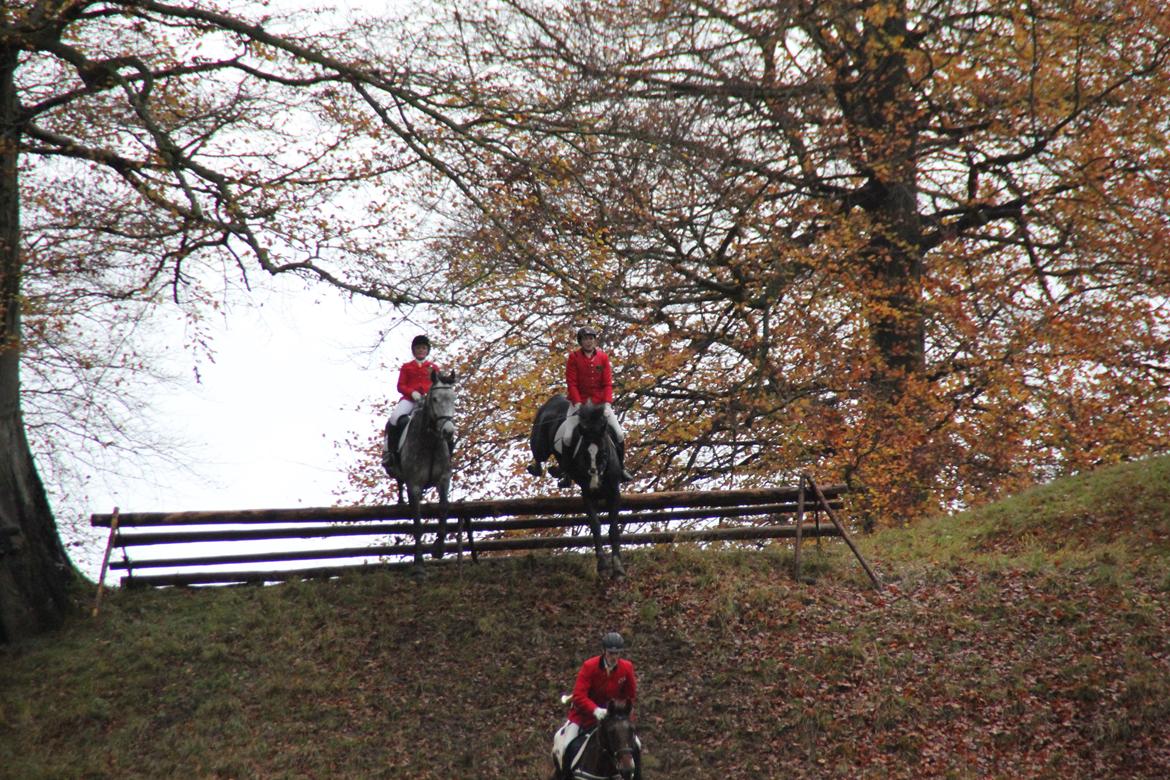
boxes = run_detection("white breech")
[552,719,642,771]
[389,398,416,426]
[553,403,625,455]
[552,720,580,769]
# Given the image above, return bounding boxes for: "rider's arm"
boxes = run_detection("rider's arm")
[599,352,614,404]
[570,658,599,714]
[397,361,434,400]
[396,361,414,399]
[566,352,583,405]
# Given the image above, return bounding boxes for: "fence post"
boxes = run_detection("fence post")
[793,475,806,582]
[92,508,120,617]
[802,474,882,590]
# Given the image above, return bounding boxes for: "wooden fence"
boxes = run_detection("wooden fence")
[90,474,878,589]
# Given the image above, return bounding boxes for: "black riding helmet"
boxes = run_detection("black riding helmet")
[601,632,624,651]
[576,326,598,343]
[411,334,431,351]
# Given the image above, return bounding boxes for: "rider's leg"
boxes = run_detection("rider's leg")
[389,399,415,440]
[616,438,633,482]
[386,399,415,470]
[552,720,579,775]
[554,411,580,487]
[604,404,633,481]
[554,410,579,455]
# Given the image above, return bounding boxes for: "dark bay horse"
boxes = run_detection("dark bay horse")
[552,700,639,780]
[382,369,456,574]
[530,394,625,577]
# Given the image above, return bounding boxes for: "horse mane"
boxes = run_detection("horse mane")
[430,368,457,386]
[606,698,631,716]
[577,401,607,436]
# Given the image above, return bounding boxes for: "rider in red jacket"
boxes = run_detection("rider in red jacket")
[565,339,614,407]
[548,326,632,486]
[386,335,440,470]
[552,632,639,777]
[569,634,637,729]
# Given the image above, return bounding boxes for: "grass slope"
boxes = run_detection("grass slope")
[3,456,1170,778]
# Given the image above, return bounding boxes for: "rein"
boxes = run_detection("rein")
[570,717,634,780]
[421,384,454,476]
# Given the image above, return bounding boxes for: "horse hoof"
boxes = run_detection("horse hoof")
[597,557,611,576]
[411,562,427,579]
[611,557,627,578]
[432,542,445,560]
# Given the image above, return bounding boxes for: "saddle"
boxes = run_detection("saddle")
[553,727,594,780]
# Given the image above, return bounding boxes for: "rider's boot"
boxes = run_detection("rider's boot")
[526,460,544,477]
[617,439,634,482]
[388,417,409,471]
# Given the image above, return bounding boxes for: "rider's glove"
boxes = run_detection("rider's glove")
[411,391,422,402]
[593,706,608,721]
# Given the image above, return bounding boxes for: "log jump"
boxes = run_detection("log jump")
[90,476,879,588]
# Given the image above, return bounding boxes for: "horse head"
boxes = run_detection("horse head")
[573,401,615,492]
[425,369,457,444]
[598,699,637,779]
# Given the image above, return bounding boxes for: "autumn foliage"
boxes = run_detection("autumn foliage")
[340,0,1170,523]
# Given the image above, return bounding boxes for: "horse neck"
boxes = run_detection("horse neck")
[582,721,624,774]
[580,728,609,773]
[403,399,441,456]
[575,429,617,472]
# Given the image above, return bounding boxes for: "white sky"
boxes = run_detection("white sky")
[71,278,417,583]
[59,0,426,583]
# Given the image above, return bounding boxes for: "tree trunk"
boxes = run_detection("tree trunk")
[0,47,75,644]
[853,1,926,394]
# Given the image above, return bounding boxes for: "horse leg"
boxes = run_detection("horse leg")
[408,484,425,576]
[585,499,610,576]
[432,477,449,559]
[609,507,626,579]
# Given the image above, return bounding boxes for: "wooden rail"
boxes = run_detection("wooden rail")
[90,481,879,589]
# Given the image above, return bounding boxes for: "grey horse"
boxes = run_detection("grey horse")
[383,369,457,574]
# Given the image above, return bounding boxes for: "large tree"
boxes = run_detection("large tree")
[0,0,469,642]
[337,0,1170,520]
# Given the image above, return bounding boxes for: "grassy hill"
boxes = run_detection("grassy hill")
[3,456,1169,778]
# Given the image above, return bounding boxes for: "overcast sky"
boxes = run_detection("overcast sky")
[71,277,417,583]
[63,1,425,583]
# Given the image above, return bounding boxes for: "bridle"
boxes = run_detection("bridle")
[424,383,455,433]
[413,382,455,480]
[597,715,635,780]
[570,415,612,475]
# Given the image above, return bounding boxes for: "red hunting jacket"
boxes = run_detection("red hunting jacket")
[397,359,437,401]
[568,655,637,728]
[566,348,613,405]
